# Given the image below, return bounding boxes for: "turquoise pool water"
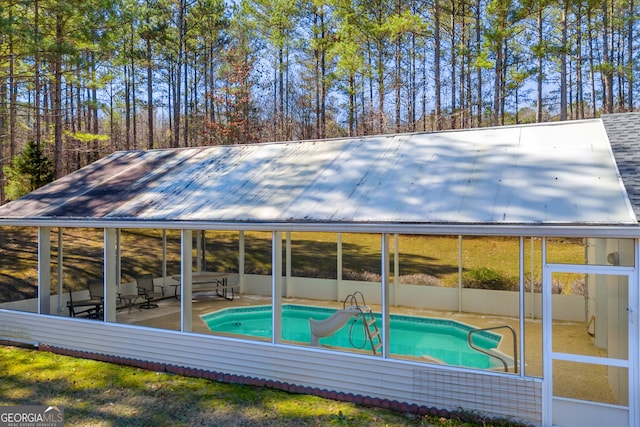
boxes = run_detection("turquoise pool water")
[201,304,504,369]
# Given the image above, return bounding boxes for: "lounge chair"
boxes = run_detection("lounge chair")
[67,287,103,318]
[136,274,164,309]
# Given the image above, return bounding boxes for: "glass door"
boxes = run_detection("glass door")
[543,265,637,427]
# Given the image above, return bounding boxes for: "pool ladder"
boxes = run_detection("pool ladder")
[344,292,382,355]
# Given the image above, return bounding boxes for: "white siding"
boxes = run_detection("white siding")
[0,309,542,426]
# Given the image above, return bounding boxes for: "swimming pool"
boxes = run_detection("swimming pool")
[201,304,506,370]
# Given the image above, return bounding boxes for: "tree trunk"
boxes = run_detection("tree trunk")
[536,7,543,122]
[91,56,99,162]
[377,43,385,133]
[493,36,502,126]
[184,54,189,147]
[475,0,482,126]
[173,0,185,148]
[320,11,326,139]
[9,3,17,160]
[602,0,614,114]
[314,11,320,139]
[125,65,131,150]
[629,0,634,111]
[560,4,567,120]
[348,74,355,136]
[576,2,584,119]
[450,0,456,129]
[54,12,63,178]
[131,35,138,149]
[146,35,154,149]
[434,0,441,130]
[0,72,6,203]
[34,0,41,149]
[422,41,427,131]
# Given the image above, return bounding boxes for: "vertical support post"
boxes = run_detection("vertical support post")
[116,229,121,288]
[285,231,291,297]
[196,230,202,273]
[104,228,118,322]
[272,231,283,344]
[393,234,399,306]
[337,233,342,302]
[202,230,207,272]
[531,237,535,319]
[632,239,640,427]
[38,227,51,314]
[458,235,463,313]
[381,233,390,358]
[181,229,193,332]
[162,229,167,286]
[239,231,245,293]
[57,228,63,314]
[519,236,525,377]
[541,237,551,427]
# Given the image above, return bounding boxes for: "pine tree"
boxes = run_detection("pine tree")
[3,141,54,201]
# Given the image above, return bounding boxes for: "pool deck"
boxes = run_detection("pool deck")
[115,292,615,404]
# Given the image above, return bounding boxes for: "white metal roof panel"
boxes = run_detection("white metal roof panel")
[0,119,635,225]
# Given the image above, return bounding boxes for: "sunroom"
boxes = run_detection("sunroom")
[0,114,639,427]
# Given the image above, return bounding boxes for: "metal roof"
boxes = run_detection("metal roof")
[0,118,636,226]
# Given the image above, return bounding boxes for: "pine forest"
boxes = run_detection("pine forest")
[0,0,636,203]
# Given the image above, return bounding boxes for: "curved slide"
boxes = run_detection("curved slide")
[308,306,361,346]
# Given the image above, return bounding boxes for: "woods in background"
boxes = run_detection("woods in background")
[0,0,636,202]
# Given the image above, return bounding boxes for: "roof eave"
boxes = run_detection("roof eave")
[0,217,638,238]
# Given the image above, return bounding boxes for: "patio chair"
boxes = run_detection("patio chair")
[89,282,132,312]
[136,274,164,309]
[67,287,103,318]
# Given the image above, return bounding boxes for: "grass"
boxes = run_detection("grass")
[0,345,525,427]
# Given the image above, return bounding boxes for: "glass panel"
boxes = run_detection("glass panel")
[342,233,381,282]
[523,237,543,377]
[395,235,458,287]
[461,236,519,292]
[388,235,521,373]
[202,230,240,275]
[547,238,634,267]
[277,233,381,356]
[552,273,628,360]
[0,226,39,313]
[199,230,272,341]
[289,232,337,279]
[116,229,180,330]
[61,228,104,320]
[244,231,272,275]
[553,360,628,405]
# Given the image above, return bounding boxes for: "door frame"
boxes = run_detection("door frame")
[542,253,639,427]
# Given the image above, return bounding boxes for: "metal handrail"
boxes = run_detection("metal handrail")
[343,291,366,309]
[467,325,518,373]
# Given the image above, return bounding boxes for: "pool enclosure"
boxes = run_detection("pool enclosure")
[1,115,639,427]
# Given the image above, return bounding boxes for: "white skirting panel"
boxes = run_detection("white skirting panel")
[553,398,628,427]
[0,310,542,426]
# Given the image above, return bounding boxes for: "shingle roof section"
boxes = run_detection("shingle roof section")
[602,112,640,221]
[0,118,636,225]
